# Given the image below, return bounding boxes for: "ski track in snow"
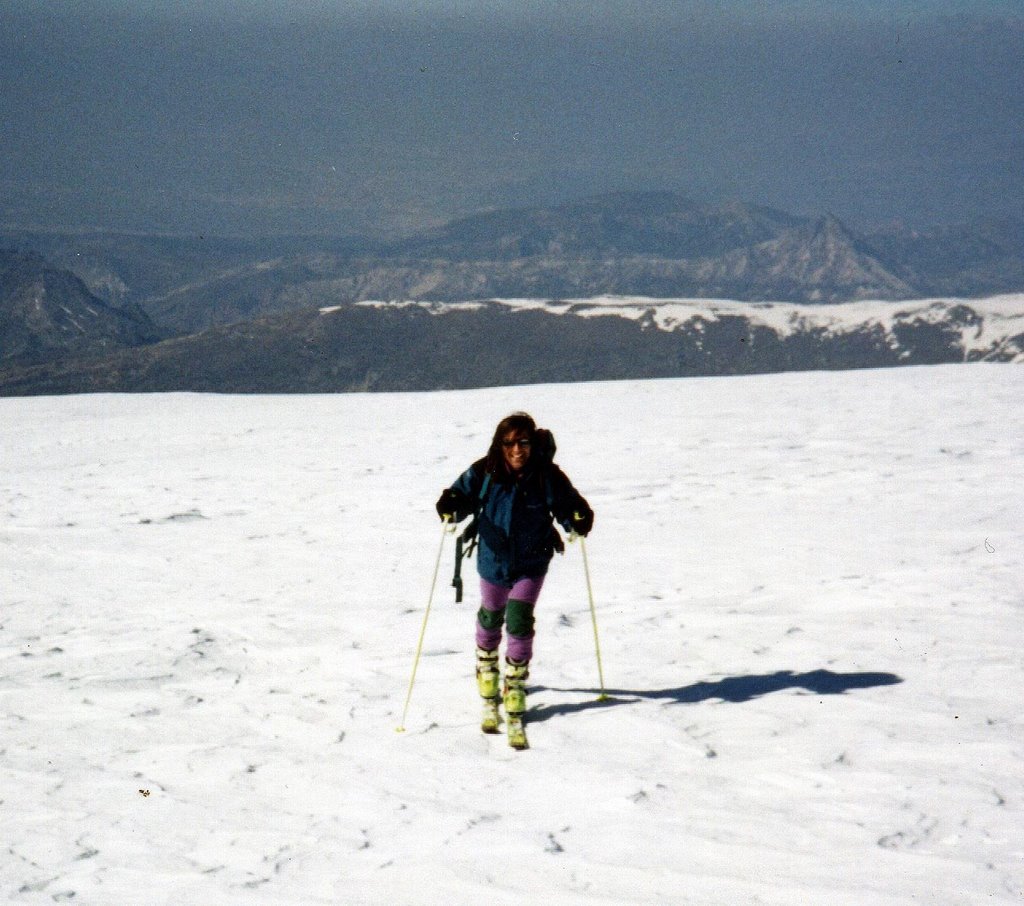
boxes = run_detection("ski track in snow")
[1,365,1022,904]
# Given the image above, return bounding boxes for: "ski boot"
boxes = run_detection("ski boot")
[503,658,530,750]
[476,647,501,734]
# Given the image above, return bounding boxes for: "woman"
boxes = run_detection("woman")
[436,412,593,746]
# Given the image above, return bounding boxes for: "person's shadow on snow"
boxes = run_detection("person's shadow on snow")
[527,669,903,722]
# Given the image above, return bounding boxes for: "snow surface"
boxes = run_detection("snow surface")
[1,365,1022,904]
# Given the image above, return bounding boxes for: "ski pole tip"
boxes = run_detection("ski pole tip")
[395,726,406,733]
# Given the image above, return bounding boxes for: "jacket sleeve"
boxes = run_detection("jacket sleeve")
[547,464,593,533]
[436,461,485,523]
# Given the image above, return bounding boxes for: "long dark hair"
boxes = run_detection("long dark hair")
[485,412,536,475]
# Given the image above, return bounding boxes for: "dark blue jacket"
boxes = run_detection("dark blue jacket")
[447,456,592,586]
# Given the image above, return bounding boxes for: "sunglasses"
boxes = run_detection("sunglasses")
[502,438,532,449]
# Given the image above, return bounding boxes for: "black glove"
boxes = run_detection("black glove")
[436,488,468,522]
[570,508,594,537]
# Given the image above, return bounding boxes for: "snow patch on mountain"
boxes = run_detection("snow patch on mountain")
[352,294,1024,361]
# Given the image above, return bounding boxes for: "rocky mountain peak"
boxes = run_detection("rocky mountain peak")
[0,250,160,366]
[742,214,917,301]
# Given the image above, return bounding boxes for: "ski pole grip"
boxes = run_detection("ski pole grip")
[568,511,582,543]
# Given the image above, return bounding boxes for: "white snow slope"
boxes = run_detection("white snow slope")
[1,364,1021,905]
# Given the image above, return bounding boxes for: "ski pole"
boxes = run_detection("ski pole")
[396,516,454,733]
[571,517,608,702]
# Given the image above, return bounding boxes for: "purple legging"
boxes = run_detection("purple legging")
[476,575,545,662]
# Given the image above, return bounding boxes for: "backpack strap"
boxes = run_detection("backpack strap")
[451,469,492,602]
[464,469,492,546]
[540,465,566,554]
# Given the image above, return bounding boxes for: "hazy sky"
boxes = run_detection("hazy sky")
[2,0,1022,236]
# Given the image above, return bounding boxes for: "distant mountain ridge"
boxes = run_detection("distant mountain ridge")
[3,192,1024,337]
[1,191,1023,394]
[1,294,1020,396]
[387,192,804,261]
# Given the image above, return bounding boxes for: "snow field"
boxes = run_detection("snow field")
[1,364,1021,904]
